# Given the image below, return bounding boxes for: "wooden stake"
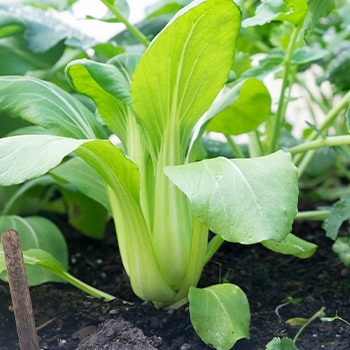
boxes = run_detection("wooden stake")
[1,229,40,350]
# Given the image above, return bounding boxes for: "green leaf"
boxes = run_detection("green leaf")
[321,196,350,240]
[242,53,284,79]
[0,247,115,301]
[265,337,298,350]
[332,237,350,268]
[306,0,335,36]
[242,0,308,28]
[0,175,55,216]
[0,76,107,139]
[291,47,329,64]
[165,151,298,244]
[50,157,110,212]
[131,0,241,159]
[262,233,317,258]
[58,185,108,239]
[207,78,271,135]
[189,284,250,350]
[0,216,67,285]
[0,11,25,38]
[0,135,88,186]
[66,53,140,145]
[7,4,95,52]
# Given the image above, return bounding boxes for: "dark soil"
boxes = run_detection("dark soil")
[1,209,350,349]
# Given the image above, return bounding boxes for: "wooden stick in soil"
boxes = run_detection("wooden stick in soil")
[1,229,40,350]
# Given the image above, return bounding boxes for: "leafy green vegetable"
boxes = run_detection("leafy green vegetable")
[265,337,298,350]
[0,215,67,285]
[0,0,330,347]
[262,233,317,259]
[189,284,250,350]
[332,237,350,268]
[321,196,350,240]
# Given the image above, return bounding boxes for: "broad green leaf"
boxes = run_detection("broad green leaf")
[189,284,250,350]
[262,233,317,258]
[242,0,308,28]
[66,53,141,145]
[0,11,25,38]
[242,53,284,79]
[0,35,66,74]
[306,0,335,35]
[131,0,241,159]
[0,247,115,301]
[207,78,271,135]
[332,237,350,268]
[0,76,107,139]
[50,157,110,212]
[321,196,350,240]
[165,151,298,244]
[291,48,329,64]
[6,4,95,52]
[0,215,67,285]
[265,337,298,350]
[58,185,108,239]
[0,175,55,216]
[0,113,31,137]
[0,135,88,186]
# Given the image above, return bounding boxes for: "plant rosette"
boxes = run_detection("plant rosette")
[0,0,319,348]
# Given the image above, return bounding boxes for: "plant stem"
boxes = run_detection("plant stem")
[100,0,150,47]
[270,25,300,153]
[248,130,263,157]
[295,210,330,220]
[288,135,350,155]
[205,235,224,264]
[294,307,326,343]
[225,135,245,158]
[293,90,350,171]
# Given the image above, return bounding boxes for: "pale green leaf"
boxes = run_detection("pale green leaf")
[0,216,67,285]
[242,0,308,28]
[66,53,141,146]
[265,337,298,350]
[189,284,250,350]
[0,11,25,38]
[262,233,317,258]
[0,135,88,186]
[0,76,106,139]
[207,78,271,135]
[50,157,110,212]
[291,48,329,64]
[165,151,298,244]
[131,0,241,159]
[321,196,350,240]
[58,185,108,239]
[332,237,350,268]
[0,247,115,301]
[6,4,95,52]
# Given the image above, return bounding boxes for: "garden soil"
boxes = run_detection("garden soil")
[1,204,350,350]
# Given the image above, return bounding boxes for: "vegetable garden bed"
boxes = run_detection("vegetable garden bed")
[1,212,349,350]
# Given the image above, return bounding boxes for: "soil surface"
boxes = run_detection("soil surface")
[1,205,350,350]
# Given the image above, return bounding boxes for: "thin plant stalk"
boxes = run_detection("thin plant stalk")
[100,0,150,47]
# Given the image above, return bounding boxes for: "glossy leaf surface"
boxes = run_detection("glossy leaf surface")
[0,215,67,285]
[189,284,250,350]
[165,151,298,244]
